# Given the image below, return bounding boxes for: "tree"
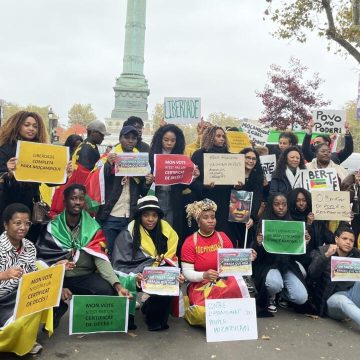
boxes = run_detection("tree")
[68,103,97,127]
[59,124,87,143]
[207,112,241,129]
[256,57,330,130]
[264,0,360,64]
[345,99,360,152]
[151,103,164,131]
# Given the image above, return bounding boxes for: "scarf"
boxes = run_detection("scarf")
[285,166,301,190]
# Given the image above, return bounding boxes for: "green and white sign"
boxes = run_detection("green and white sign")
[164,97,201,124]
[262,220,305,255]
[69,295,129,335]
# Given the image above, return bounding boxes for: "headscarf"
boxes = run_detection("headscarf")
[185,198,217,227]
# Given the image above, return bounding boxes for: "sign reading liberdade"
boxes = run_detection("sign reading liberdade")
[262,220,305,255]
[331,257,360,282]
[205,298,258,342]
[203,153,245,185]
[217,249,252,276]
[69,295,129,335]
[14,265,65,320]
[164,97,201,124]
[14,141,69,184]
[141,267,180,296]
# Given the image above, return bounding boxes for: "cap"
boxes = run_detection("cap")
[120,125,139,137]
[87,120,111,136]
[134,195,164,218]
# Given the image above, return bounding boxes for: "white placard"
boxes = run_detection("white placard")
[260,154,276,181]
[206,298,258,342]
[312,110,346,134]
[301,168,340,192]
[164,97,201,124]
[241,122,269,146]
[341,153,360,173]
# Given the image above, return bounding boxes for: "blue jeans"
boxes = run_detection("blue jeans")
[326,282,360,327]
[265,268,308,305]
[101,216,129,255]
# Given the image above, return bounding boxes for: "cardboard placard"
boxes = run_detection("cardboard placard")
[154,154,194,185]
[14,141,69,184]
[14,265,65,320]
[164,97,201,124]
[114,152,150,177]
[203,153,245,185]
[205,298,258,342]
[312,191,351,221]
[69,295,129,335]
[262,220,305,255]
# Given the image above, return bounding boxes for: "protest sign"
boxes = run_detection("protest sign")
[114,152,150,177]
[341,153,360,173]
[228,190,253,223]
[141,267,180,296]
[227,131,251,153]
[154,154,194,185]
[312,110,346,134]
[14,265,64,320]
[240,122,269,146]
[266,130,322,146]
[331,257,360,282]
[260,154,276,181]
[312,191,351,221]
[164,97,201,124]
[217,249,252,276]
[69,295,129,335]
[205,298,257,342]
[203,153,245,185]
[14,141,69,184]
[262,220,305,255]
[300,168,340,192]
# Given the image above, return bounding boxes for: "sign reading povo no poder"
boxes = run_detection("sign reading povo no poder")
[312,110,346,134]
[164,97,201,124]
[14,264,65,320]
[203,153,245,185]
[14,141,69,184]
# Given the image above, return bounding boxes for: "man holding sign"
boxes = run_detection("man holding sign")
[309,227,360,326]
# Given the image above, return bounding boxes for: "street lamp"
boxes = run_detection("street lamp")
[48,107,59,143]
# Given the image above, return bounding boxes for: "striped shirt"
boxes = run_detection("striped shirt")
[0,232,37,298]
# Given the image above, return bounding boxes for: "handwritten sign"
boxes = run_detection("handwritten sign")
[14,265,64,320]
[312,110,346,134]
[312,191,351,221]
[301,168,340,191]
[260,154,276,182]
[154,154,194,185]
[227,131,251,153]
[228,190,253,223]
[331,257,360,282]
[164,97,201,124]
[141,267,180,296]
[262,220,305,255]
[69,295,129,334]
[203,153,245,185]
[241,122,269,146]
[114,152,150,177]
[14,141,69,184]
[205,298,258,342]
[217,249,252,276]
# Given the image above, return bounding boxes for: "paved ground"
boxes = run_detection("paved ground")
[0,307,359,360]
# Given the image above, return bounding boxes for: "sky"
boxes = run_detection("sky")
[0,0,359,126]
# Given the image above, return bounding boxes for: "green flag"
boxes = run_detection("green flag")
[69,295,129,335]
[262,220,305,255]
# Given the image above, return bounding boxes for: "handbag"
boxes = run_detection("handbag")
[32,199,51,224]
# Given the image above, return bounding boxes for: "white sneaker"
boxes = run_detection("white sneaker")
[267,296,277,313]
[135,301,141,309]
[29,342,43,354]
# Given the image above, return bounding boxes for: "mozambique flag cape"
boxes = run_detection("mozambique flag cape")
[184,276,249,327]
[36,210,109,265]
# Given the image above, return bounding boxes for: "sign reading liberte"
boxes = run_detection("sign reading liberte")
[164,97,201,124]
[14,141,69,184]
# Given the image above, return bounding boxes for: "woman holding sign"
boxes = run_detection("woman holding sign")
[0,111,49,240]
[0,203,52,355]
[112,195,183,331]
[181,198,255,327]
[253,194,310,315]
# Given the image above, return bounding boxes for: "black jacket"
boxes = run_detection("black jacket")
[308,245,360,316]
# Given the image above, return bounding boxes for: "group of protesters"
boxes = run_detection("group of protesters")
[0,110,360,355]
